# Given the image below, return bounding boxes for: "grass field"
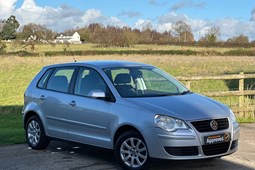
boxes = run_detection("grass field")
[5,43,240,53]
[4,43,255,56]
[0,106,24,145]
[1,44,255,145]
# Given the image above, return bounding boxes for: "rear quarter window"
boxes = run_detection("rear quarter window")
[37,69,53,89]
[46,67,75,93]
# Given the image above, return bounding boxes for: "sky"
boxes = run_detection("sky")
[0,0,255,41]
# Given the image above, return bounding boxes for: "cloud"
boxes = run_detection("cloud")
[155,12,208,38]
[0,0,17,19]
[10,0,127,32]
[195,2,206,8]
[149,0,158,5]
[251,8,255,21]
[149,0,157,5]
[1,0,255,41]
[119,11,142,18]
[170,0,206,11]
[148,0,168,6]
[158,12,188,24]
[214,18,255,40]
[134,19,153,30]
[80,10,126,28]
[133,12,255,41]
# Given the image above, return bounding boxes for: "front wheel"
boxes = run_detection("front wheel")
[25,115,49,150]
[115,131,150,170]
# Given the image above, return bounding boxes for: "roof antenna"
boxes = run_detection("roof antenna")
[72,54,77,62]
[65,43,76,62]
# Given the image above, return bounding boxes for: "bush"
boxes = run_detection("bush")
[0,41,6,53]
[44,49,199,56]
[223,49,255,56]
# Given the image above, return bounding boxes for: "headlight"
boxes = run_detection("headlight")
[229,109,237,123]
[154,115,188,132]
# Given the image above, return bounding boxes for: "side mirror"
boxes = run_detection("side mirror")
[88,89,116,102]
[89,90,106,99]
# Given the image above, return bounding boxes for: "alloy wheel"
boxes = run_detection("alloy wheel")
[120,137,148,168]
[27,120,41,146]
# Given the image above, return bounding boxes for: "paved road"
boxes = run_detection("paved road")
[0,123,255,170]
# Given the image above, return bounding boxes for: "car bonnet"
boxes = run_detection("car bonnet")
[126,93,229,121]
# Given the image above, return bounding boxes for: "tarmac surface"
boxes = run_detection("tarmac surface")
[0,123,254,170]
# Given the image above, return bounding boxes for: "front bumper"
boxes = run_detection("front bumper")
[142,121,240,160]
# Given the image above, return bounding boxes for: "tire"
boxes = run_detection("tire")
[206,156,222,161]
[115,131,150,170]
[25,115,49,150]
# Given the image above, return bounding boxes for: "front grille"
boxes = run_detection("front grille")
[164,146,199,156]
[202,142,230,156]
[191,118,229,132]
[230,140,238,150]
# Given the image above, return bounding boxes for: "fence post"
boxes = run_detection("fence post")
[185,81,191,89]
[239,72,244,118]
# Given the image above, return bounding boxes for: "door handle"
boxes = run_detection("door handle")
[39,95,45,101]
[69,101,76,107]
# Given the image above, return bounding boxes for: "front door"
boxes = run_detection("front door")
[66,67,111,148]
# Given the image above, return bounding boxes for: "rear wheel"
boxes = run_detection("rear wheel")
[115,131,150,170]
[26,116,49,150]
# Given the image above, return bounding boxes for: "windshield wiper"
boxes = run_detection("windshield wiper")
[156,93,179,97]
[179,90,192,95]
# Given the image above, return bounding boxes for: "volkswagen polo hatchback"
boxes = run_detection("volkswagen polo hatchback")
[22,61,240,170]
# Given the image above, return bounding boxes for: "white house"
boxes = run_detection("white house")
[55,32,82,44]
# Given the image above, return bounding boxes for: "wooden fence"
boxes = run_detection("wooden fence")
[176,72,255,119]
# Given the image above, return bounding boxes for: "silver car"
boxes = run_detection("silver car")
[22,61,240,170]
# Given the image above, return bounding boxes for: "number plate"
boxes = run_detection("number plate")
[204,133,231,145]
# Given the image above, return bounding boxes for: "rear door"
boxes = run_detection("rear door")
[40,67,76,140]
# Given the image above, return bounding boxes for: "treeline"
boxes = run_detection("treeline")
[63,22,194,47]
[63,22,254,47]
[0,15,254,48]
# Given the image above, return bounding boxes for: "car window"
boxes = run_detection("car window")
[104,66,187,97]
[141,69,178,93]
[74,68,107,97]
[46,67,75,93]
[111,69,130,82]
[106,68,135,87]
[37,69,52,88]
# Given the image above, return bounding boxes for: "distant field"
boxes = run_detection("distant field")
[4,43,255,56]
[1,54,255,105]
[1,51,255,145]
[5,43,233,52]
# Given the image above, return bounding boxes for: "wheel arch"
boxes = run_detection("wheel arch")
[113,125,145,147]
[24,111,43,128]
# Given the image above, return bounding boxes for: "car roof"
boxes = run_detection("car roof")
[44,60,152,69]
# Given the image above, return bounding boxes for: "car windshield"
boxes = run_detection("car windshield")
[104,66,189,98]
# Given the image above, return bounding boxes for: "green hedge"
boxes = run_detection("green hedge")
[2,48,255,57]
[223,49,255,56]
[44,50,199,56]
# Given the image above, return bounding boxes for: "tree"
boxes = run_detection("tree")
[0,15,20,40]
[158,31,173,44]
[172,21,194,42]
[140,28,153,44]
[0,40,6,53]
[0,20,5,32]
[88,23,104,44]
[123,27,139,46]
[77,28,90,42]
[205,26,220,43]
[18,23,55,41]
[227,34,249,45]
